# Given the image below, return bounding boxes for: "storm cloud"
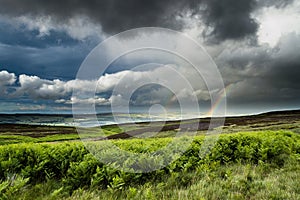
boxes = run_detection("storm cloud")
[0,0,293,42]
[0,0,299,113]
[216,32,300,106]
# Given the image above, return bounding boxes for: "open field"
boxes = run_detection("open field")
[0,110,299,199]
[0,110,300,144]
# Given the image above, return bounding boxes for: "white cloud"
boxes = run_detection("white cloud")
[109,94,126,106]
[255,0,300,47]
[17,74,66,99]
[11,15,105,40]
[17,104,46,111]
[0,70,16,94]
[0,70,16,86]
[0,63,212,107]
[56,96,109,105]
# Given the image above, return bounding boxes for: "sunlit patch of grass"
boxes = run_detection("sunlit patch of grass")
[0,130,299,199]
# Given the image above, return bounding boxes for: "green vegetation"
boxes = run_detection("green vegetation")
[2,120,299,145]
[0,125,124,145]
[0,130,299,199]
[1,111,299,199]
[60,159,300,200]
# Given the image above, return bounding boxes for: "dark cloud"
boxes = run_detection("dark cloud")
[0,0,293,42]
[0,0,189,33]
[217,33,300,105]
[0,0,299,113]
[201,0,258,42]
[263,33,300,90]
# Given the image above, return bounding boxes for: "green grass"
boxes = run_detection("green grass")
[0,127,123,145]
[0,130,299,199]
[1,118,299,146]
[63,158,300,200]
[4,157,300,200]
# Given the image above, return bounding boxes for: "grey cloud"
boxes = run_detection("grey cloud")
[263,33,300,89]
[0,0,188,34]
[257,0,295,8]
[200,0,258,42]
[217,32,300,105]
[0,0,293,42]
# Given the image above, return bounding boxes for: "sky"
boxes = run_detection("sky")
[0,0,299,115]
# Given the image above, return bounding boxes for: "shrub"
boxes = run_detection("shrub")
[0,131,298,194]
